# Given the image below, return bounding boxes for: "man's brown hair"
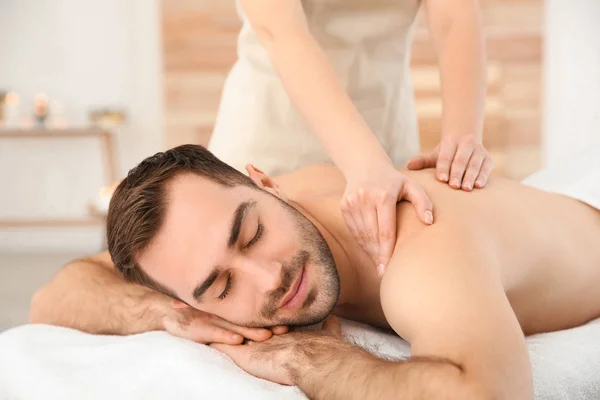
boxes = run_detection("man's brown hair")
[106,144,256,300]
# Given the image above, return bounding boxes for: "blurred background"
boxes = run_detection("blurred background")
[0,0,599,330]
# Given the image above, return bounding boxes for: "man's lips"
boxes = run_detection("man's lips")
[280,266,305,308]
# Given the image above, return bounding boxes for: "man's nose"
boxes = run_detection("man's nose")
[243,258,282,293]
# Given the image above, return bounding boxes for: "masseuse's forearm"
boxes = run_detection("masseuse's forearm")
[290,338,485,400]
[29,255,169,335]
[431,2,487,139]
[257,26,392,175]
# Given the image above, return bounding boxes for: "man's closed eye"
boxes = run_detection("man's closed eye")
[219,273,233,300]
[245,221,264,249]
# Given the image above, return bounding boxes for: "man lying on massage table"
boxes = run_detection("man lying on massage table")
[30,144,600,400]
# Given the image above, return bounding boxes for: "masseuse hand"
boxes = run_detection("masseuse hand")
[163,306,288,345]
[341,160,434,276]
[408,135,493,191]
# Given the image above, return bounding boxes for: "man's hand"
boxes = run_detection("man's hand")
[163,306,288,345]
[408,135,493,191]
[210,316,343,385]
[342,161,434,276]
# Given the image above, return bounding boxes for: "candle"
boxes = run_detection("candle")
[4,92,20,128]
[34,93,49,126]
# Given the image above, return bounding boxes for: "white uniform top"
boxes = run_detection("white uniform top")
[208,0,422,176]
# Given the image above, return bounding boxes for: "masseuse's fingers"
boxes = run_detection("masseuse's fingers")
[407,149,439,171]
[461,150,485,191]
[351,192,368,248]
[341,195,360,241]
[436,140,458,183]
[475,156,494,188]
[402,180,434,227]
[376,195,398,276]
[448,144,474,189]
[359,190,381,263]
[341,193,368,255]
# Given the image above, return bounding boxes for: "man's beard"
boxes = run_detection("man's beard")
[250,196,340,328]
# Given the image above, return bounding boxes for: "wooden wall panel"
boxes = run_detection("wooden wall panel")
[162,0,543,179]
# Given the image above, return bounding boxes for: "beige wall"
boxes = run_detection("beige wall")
[0,0,163,253]
[162,0,543,179]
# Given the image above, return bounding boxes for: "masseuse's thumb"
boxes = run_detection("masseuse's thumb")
[407,151,438,171]
[403,180,434,226]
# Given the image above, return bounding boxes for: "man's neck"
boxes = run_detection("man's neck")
[289,200,363,307]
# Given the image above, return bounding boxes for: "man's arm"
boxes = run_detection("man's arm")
[29,252,278,343]
[29,252,169,335]
[291,228,532,399]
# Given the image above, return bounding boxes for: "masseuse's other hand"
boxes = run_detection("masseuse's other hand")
[407,135,493,191]
[163,305,288,345]
[341,161,433,276]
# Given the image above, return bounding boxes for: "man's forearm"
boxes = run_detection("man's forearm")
[289,338,484,400]
[29,256,169,335]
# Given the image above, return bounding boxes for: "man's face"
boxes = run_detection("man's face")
[139,173,340,328]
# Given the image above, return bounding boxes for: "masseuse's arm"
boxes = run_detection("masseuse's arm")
[29,252,279,344]
[292,229,533,399]
[408,0,493,191]
[240,0,434,274]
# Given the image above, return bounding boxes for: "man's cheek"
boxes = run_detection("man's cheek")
[228,299,259,325]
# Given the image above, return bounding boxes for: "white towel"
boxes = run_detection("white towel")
[1,318,600,400]
[521,149,600,210]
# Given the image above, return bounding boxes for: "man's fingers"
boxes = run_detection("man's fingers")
[185,323,244,345]
[322,316,342,335]
[210,342,230,353]
[402,181,434,226]
[407,152,438,170]
[210,342,245,361]
[271,326,289,335]
[448,145,474,189]
[461,151,485,191]
[475,157,494,188]
[215,319,272,342]
[376,199,398,275]
[436,142,458,182]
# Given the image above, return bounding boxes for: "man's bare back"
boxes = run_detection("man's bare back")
[275,163,600,335]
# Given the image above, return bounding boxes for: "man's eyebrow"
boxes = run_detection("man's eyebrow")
[228,200,256,249]
[193,267,220,302]
[192,200,256,302]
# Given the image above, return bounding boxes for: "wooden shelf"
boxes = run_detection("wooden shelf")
[0,127,118,229]
[0,127,109,139]
[0,218,105,228]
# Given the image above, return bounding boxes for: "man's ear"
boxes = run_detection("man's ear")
[171,299,189,309]
[245,164,288,200]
